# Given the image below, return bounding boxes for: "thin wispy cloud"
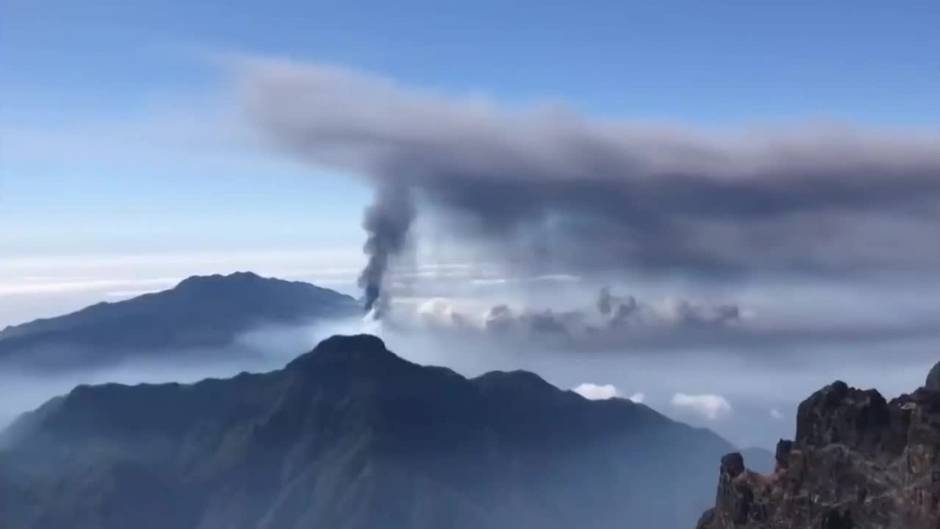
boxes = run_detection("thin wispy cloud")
[0,278,178,297]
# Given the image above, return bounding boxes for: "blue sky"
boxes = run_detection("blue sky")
[4,0,939,121]
[1,0,939,322]
[3,0,940,448]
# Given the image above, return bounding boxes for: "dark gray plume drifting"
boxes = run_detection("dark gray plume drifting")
[242,59,940,281]
[359,185,415,315]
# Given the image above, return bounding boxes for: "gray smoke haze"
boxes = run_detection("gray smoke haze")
[242,58,940,286]
[1,295,934,450]
[475,287,741,339]
[400,287,924,355]
[0,315,368,431]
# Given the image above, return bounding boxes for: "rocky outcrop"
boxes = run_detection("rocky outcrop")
[697,363,940,529]
[927,362,940,391]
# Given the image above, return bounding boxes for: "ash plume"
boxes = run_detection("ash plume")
[242,58,940,282]
[359,185,415,316]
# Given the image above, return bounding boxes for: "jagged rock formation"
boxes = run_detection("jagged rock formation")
[926,362,940,391]
[697,362,940,529]
[1,334,731,529]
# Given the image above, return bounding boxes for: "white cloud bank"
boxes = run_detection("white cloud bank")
[573,383,621,400]
[572,383,646,403]
[670,393,733,420]
[628,392,646,404]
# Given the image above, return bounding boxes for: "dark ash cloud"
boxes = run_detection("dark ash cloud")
[242,59,940,282]
[359,184,415,315]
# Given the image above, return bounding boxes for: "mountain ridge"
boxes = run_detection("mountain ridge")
[0,272,360,370]
[2,334,733,529]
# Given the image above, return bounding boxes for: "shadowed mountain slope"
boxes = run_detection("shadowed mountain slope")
[0,272,359,370]
[1,334,732,529]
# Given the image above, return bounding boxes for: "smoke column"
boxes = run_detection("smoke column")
[359,185,416,316]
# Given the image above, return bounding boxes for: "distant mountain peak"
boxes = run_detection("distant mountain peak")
[286,333,398,371]
[313,333,388,353]
[177,271,261,284]
[0,272,360,371]
[173,271,296,291]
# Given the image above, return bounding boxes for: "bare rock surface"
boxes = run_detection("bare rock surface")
[697,361,940,529]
